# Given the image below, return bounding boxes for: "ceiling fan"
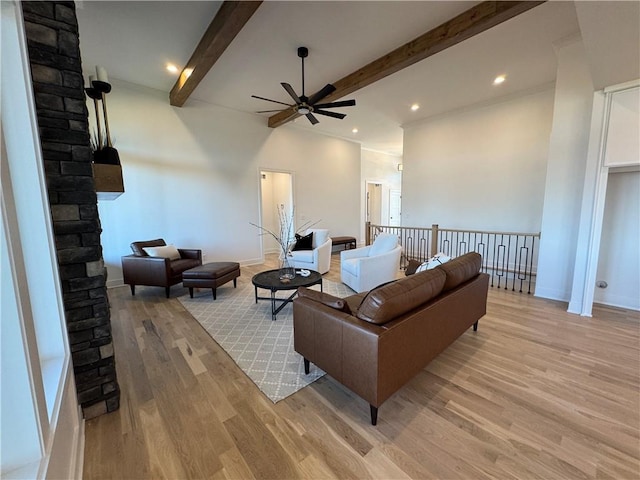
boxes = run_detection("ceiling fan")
[252,46,356,125]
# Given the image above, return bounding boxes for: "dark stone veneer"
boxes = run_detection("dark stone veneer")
[21,1,119,419]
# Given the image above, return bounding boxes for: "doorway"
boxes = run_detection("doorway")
[259,170,294,255]
[366,182,383,225]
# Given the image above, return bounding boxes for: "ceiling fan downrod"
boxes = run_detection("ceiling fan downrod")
[298,46,308,100]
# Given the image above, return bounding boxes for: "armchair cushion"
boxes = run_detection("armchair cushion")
[368,233,399,256]
[310,229,329,248]
[170,258,201,275]
[290,249,314,262]
[143,244,181,260]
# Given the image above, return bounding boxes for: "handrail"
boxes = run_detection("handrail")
[366,222,540,294]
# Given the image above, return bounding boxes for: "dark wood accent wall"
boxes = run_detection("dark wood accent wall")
[21,1,119,419]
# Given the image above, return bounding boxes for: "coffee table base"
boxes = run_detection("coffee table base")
[252,270,323,320]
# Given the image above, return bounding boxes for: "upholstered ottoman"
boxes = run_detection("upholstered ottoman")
[182,262,240,300]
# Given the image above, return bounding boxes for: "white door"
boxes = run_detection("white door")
[389,189,401,226]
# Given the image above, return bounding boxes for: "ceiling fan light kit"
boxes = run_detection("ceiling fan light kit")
[252,46,356,125]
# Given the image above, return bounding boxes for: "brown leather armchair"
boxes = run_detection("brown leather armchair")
[122,239,202,298]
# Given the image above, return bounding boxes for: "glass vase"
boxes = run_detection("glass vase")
[279,255,295,283]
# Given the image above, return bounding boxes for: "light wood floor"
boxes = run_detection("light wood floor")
[83,254,640,479]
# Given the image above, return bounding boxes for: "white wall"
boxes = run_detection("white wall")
[95,81,361,285]
[535,39,595,301]
[402,87,554,232]
[594,170,640,310]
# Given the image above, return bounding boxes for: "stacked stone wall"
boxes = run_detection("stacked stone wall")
[21,1,119,418]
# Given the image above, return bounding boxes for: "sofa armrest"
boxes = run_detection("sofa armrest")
[122,255,171,286]
[178,248,202,261]
[293,296,382,404]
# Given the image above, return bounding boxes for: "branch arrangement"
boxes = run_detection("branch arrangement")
[250,204,320,258]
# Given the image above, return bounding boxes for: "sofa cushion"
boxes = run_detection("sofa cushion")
[131,238,165,256]
[143,244,181,260]
[438,252,482,291]
[368,233,398,256]
[356,268,446,325]
[292,232,313,251]
[298,287,351,314]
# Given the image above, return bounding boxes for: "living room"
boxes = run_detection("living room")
[2,1,639,478]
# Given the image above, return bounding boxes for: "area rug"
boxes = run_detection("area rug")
[178,277,352,403]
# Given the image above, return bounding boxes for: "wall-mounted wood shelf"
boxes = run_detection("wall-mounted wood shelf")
[92,163,124,200]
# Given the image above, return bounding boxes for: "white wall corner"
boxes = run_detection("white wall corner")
[535,37,595,305]
[567,91,607,316]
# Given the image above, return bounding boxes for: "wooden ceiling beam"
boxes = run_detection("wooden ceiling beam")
[268,1,545,128]
[170,1,262,107]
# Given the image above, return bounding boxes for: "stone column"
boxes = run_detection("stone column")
[21,0,119,418]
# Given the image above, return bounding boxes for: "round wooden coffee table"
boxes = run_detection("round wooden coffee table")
[251,269,323,320]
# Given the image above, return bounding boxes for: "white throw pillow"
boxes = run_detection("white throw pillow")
[143,244,181,260]
[368,233,399,256]
[415,252,451,273]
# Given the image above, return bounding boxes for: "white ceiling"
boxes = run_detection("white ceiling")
[75,1,637,157]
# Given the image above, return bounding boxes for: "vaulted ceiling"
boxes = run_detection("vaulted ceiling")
[75,1,639,157]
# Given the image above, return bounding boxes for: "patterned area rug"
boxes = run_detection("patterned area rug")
[178,277,352,403]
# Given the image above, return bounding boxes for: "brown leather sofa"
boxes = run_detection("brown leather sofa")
[293,252,489,425]
[122,239,202,298]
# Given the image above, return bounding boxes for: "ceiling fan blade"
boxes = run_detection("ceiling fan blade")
[281,82,301,103]
[256,109,285,113]
[314,109,346,120]
[313,99,356,109]
[308,84,336,105]
[306,113,319,125]
[251,95,291,107]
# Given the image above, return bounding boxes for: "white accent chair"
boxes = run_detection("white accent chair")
[340,233,402,293]
[289,228,332,274]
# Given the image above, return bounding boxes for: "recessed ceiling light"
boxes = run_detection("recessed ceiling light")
[411,103,420,111]
[166,63,179,74]
[493,74,506,85]
[352,128,358,134]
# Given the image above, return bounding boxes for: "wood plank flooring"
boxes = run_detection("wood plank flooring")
[83,254,640,479]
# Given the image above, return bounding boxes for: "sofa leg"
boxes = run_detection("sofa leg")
[165,286,170,298]
[130,284,135,296]
[473,321,478,332]
[212,288,217,300]
[303,358,310,375]
[233,278,237,288]
[189,287,194,298]
[370,405,378,426]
